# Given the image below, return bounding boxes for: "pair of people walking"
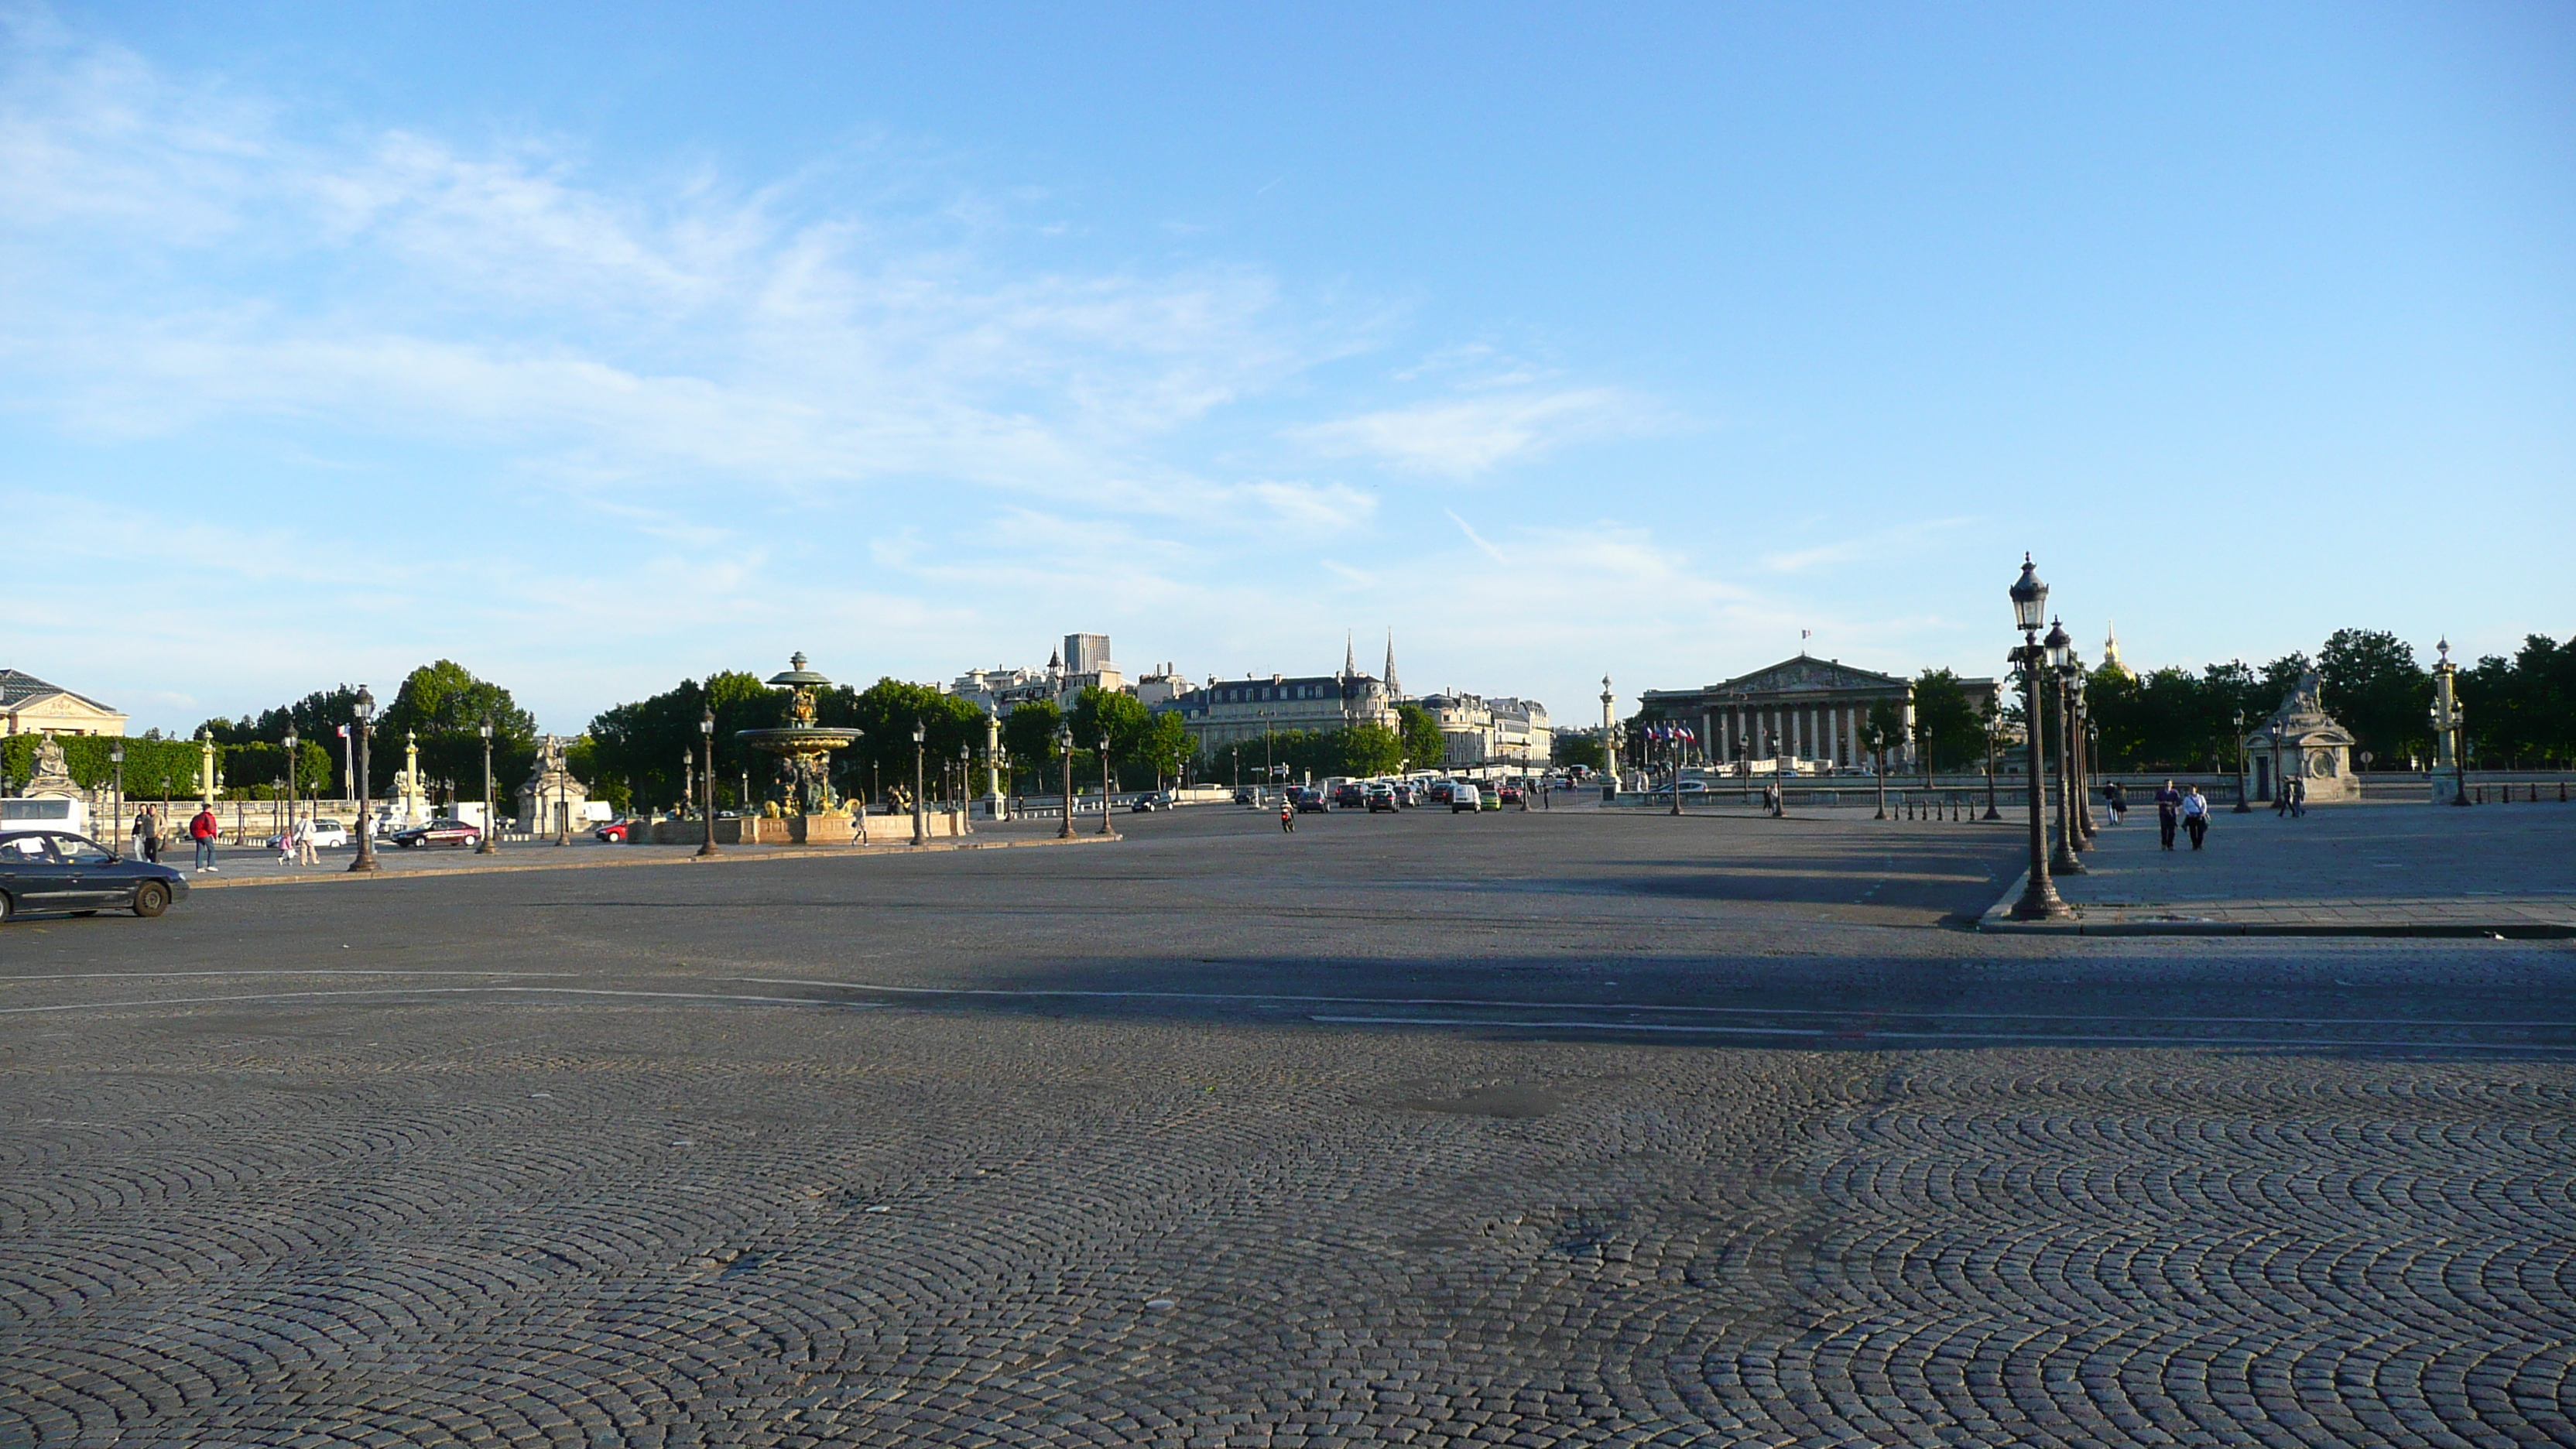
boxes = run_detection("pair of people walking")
[128,807,162,864]
[2151,779,2212,851]
[2275,776,2307,817]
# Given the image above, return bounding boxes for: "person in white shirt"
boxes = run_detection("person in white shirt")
[2181,786,2211,850]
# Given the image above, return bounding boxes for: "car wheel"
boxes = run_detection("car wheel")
[0,892,10,923]
[133,882,171,918]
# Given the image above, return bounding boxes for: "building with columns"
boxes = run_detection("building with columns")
[1,670,127,738]
[1639,656,1998,771]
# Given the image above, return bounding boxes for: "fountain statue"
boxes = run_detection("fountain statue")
[732,654,865,840]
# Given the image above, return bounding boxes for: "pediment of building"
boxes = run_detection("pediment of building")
[1712,657,1907,696]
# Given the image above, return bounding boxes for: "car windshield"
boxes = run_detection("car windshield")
[56,835,115,865]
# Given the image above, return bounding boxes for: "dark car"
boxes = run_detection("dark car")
[1293,789,1328,814]
[390,818,484,849]
[1330,783,1366,809]
[1129,792,1170,813]
[0,831,189,921]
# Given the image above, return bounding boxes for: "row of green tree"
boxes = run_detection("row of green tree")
[184,661,547,800]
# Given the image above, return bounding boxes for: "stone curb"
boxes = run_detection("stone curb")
[188,830,1122,891]
[1977,867,2576,938]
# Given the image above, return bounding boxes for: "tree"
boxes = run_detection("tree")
[1396,705,1446,773]
[1134,711,1194,789]
[2317,629,2427,766]
[1912,669,1983,771]
[1068,687,1153,786]
[1002,700,1065,792]
[1552,730,1605,772]
[844,679,985,805]
[587,670,780,811]
[1335,721,1404,779]
[379,661,541,802]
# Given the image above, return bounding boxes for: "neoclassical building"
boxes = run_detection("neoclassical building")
[1,670,127,738]
[1639,656,1997,769]
[1165,671,1400,752]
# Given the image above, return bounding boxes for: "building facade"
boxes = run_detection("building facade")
[1416,691,1553,767]
[0,670,127,738]
[1163,672,1400,751]
[1639,656,1997,770]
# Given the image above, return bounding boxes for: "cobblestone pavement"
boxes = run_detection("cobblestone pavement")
[4,806,2573,1447]
[1982,802,2576,936]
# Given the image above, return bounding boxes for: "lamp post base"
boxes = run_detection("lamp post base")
[2011,877,2072,920]
[2050,844,2087,875]
[347,853,379,874]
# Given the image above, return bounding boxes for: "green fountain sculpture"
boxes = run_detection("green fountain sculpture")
[736,653,864,834]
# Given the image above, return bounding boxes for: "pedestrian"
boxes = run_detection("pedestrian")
[2105,781,2128,827]
[2275,775,2290,817]
[140,807,162,864]
[2290,776,2307,817]
[2154,778,2182,851]
[2182,786,2211,849]
[189,803,220,872]
[295,817,321,866]
[1762,779,1783,817]
[130,807,152,861]
[277,818,296,865]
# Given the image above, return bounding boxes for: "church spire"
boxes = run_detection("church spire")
[2102,619,2124,673]
[1345,629,1356,681]
[1383,629,1402,700]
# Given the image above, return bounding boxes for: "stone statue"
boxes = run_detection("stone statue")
[26,732,77,796]
[2286,670,2325,719]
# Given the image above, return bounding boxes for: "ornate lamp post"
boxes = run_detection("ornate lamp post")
[958,742,974,835]
[282,726,300,850]
[1981,702,2001,821]
[348,687,380,874]
[553,738,571,848]
[680,748,694,818]
[1097,736,1118,837]
[698,709,720,856]
[475,715,499,852]
[2232,709,2251,813]
[110,741,126,844]
[2431,638,2469,807]
[1057,721,1077,839]
[2045,620,2084,875]
[2070,665,2095,847]
[911,720,928,846]
[2007,558,2068,918]
[1870,719,1889,820]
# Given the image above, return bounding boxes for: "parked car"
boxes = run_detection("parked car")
[389,818,484,849]
[593,817,646,843]
[263,819,351,851]
[0,831,189,921]
[1450,783,1482,814]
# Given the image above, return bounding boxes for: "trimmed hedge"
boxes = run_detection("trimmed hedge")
[0,735,332,800]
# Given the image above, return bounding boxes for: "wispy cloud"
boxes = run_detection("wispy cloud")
[1760,516,1979,574]
[1292,387,1643,478]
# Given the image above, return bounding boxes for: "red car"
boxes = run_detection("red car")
[594,817,642,843]
[389,819,483,849]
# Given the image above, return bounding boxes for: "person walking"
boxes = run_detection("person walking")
[2182,786,2211,850]
[277,818,297,865]
[2154,779,2183,851]
[294,815,321,866]
[1762,779,1784,818]
[130,807,152,861]
[140,807,163,864]
[189,803,220,872]
[2105,780,2128,827]
[2290,776,2307,817]
[2275,775,2290,817]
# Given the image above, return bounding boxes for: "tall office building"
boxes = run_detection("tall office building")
[1063,633,1112,676]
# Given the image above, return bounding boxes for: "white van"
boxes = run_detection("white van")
[0,797,86,838]
[1449,783,1481,814]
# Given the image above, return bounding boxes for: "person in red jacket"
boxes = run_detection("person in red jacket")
[190,805,221,872]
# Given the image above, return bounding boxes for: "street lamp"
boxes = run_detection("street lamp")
[348,687,379,874]
[475,715,499,852]
[281,725,300,855]
[1981,701,2001,821]
[1057,721,1077,839]
[911,720,928,846]
[110,741,126,848]
[2044,620,2084,875]
[2007,557,2067,918]
[2070,664,2095,848]
[698,709,719,856]
[680,748,694,819]
[1097,736,1117,837]
[958,741,974,836]
[2232,709,2251,813]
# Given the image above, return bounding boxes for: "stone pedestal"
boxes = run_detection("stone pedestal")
[2242,671,2358,804]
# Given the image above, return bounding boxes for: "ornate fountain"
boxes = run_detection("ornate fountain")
[735,653,864,834]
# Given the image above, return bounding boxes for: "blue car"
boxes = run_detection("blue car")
[0,831,190,921]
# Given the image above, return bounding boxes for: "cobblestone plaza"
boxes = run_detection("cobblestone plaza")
[4,807,2572,1447]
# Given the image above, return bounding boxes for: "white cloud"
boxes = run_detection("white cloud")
[1291,388,1642,478]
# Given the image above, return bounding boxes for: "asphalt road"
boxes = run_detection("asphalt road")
[5,803,2572,1446]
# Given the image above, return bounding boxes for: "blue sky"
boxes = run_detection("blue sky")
[5,2,2570,735]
